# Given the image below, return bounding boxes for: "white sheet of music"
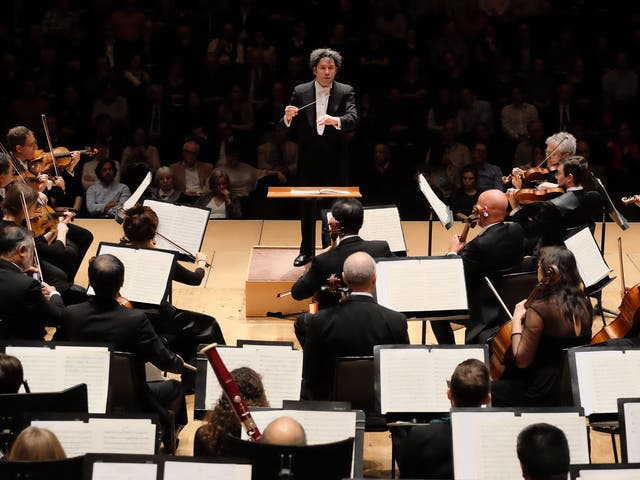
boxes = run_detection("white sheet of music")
[31,418,156,457]
[375,257,467,313]
[92,462,158,480]
[144,199,209,256]
[452,410,588,480]
[6,345,110,414]
[623,402,640,462]
[163,461,252,480]
[379,347,485,413]
[574,350,640,415]
[564,227,610,288]
[204,346,302,409]
[577,469,640,479]
[98,244,175,305]
[327,206,406,253]
[418,173,453,228]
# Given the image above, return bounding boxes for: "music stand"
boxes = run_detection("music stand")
[0,455,84,480]
[416,173,454,256]
[267,187,361,257]
[618,397,640,463]
[569,463,640,479]
[225,435,353,480]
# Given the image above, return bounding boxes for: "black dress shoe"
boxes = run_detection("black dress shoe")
[294,254,312,267]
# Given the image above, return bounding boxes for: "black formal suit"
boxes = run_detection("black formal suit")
[512,189,602,251]
[433,222,525,345]
[291,236,393,309]
[283,79,358,258]
[301,294,409,401]
[395,420,454,479]
[0,258,64,340]
[60,296,187,428]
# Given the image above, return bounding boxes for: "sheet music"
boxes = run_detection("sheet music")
[32,418,156,457]
[574,350,640,415]
[143,199,209,255]
[379,347,485,413]
[564,227,611,288]
[375,258,467,313]
[97,244,175,305]
[417,173,453,228]
[164,462,252,480]
[578,469,640,479]
[122,172,152,210]
[92,462,158,480]
[623,402,640,462]
[6,345,110,414]
[327,207,406,253]
[203,347,302,409]
[452,410,587,480]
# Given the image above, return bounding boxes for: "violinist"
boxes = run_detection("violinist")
[0,225,64,340]
[436,190,525,346]
[508,156,602,255]
[491,246,592,407]
[6,126,61,193]
[120,205,225,390]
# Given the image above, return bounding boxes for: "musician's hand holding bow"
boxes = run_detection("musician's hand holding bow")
[40,281,57,301]
[449,233,465,254]
[195,252,209,268]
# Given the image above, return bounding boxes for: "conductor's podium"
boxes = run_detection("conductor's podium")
[245,246,310,317]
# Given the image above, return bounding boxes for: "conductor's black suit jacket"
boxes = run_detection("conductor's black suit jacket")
[301,294,409,401]
[285,79,358,186]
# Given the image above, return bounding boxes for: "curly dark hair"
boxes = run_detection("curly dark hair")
[122,205,158,243]
[196,367,269,456]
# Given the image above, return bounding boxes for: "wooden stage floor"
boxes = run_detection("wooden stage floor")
[72,218,640,476]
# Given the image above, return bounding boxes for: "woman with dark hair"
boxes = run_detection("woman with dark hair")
[0,353,24,393]
[194,367,269,457]
[491,246,593,407]
[120,205,225,390]
[6,426,66,460]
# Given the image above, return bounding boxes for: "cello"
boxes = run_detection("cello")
[590,237,640,343]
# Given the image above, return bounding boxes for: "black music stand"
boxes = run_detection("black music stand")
[0,456,84,480]
[226,435,354,480]
[618,397,640,463]
[569,463,640,479]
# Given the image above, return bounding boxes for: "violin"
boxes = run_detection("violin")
[591,238,640,343]
[459,210,479,243]
[117,293,133,308]
[502,166,558,185]
[513,187,564,204]
[28,146,98,175]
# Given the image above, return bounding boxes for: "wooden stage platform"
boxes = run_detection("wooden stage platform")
[71,218,640,476]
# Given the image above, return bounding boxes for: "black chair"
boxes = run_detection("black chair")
[226,435,354,480]
[333,356,385,431]
[0,384,88,454]
[0,455,84,480]
[494,270,539,315]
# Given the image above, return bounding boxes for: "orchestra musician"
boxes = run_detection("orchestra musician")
[436,189,525,345]
[120,204,225,390]
[507,156,602,255]
[491,246,592,407]
[7,126,94,284]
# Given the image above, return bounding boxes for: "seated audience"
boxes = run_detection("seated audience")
[6,426,66,461]
[517,423,570,480]
[300,251,409,400]
[256,125,298,185]
[169,139,213,201]
[397,359,491,479]
[194,169,241,219]
[194,367,269,456]
[261,416,307,446]
[471,142,504,193]
[151,167,188,204]
[120,127,161,176]
[0,353,24,393]
[491,246,592,407]
[86,158,131,217]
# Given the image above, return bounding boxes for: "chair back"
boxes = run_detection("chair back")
[108,351,143,413]
[333,356,375,413]
[0,455,84,480]
[494,271,539,318]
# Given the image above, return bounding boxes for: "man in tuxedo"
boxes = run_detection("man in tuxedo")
[60,254,188,439]
[291,198,393,310]
[434,189,525,345]
[300,251,409,400]
[508,156,602,252]
[396,359,491,479]
[282,48,358,267]
[0,225,64,340]
[517,423,570,480]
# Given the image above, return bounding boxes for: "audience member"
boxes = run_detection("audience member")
[150,166,188,203]
[194,367,269,456]
[397,359,491,479]
[194,169,241,219]
[261,416,307,446]
[256,125,298,184]
[6,426,66,461]
[471,142,504,193]
[169,139,213,201]
[450,165,479,221]
[517,423,570,480]
[86,158,131,217]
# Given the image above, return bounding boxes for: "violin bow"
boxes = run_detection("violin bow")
[41,114,61,180]
[618,237,626,299]
[484,276,513,320]
[19,191,45,283]
[535,134,569,169]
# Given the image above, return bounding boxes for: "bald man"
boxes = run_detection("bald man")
[433,189,524,345]
[301,252,409,400]
[261,416,307,446]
